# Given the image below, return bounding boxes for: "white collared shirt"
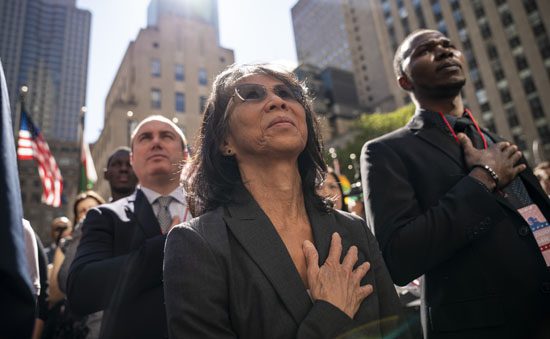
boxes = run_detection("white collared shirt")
[140,186,192,223]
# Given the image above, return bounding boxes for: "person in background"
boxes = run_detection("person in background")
[44,217,72,263]
[164,63,407,339]
[43,191,106,339]
[534,161,550,195]
[68,115,192,338]
[316,166,347,211]
[103,146,138,202]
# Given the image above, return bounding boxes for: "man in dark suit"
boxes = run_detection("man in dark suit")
[361,29,550,338]
[67,115,192,338]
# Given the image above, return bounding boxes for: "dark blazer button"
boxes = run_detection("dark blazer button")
[542,282,550,294]
[518,226,530,236]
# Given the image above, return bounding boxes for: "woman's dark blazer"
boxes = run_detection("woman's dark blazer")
[164,187,407,339]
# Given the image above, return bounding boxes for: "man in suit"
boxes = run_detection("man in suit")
[361,29,550,338]
[67,115,192,338]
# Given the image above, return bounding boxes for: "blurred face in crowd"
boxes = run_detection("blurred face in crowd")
[50,216,72,243]
[222,74,308,162]
[131,120,187,187]
[104,150,137,195]
[535,165,550,194]
[75,197,101,224]
[317,172,343,210]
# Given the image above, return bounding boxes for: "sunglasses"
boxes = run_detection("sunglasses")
[222,83,304,120]
[232,83,302,103]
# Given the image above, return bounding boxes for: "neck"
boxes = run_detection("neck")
[239,159,307,225]
[413,93,464,117]
[141,176,180,195]
[110,190,131,202]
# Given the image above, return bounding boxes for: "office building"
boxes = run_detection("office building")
[292,0,550,162]
[92,0,234,197]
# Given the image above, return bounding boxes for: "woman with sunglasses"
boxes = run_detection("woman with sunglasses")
[164,64,406,339]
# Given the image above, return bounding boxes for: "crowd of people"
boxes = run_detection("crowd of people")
[11,29,550,339]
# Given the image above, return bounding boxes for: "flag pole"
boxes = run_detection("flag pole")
[77,106,86,192]
[15,86,28,149]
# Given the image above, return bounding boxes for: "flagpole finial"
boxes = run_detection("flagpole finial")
[20,85,28,101]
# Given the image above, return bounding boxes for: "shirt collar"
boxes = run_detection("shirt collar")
[417,108,468,130]
[139,185,186,205]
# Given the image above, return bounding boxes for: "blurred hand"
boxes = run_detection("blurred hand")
[303,232,373,319]
[458,133,526,189]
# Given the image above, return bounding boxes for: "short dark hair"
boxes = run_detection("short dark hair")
[184,63,328,216]
[106,146,131,168]
[393,28,439,79]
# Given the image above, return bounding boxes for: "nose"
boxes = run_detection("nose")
[119,162,130,172]
[434,45,454,60]
[266,92,288,112]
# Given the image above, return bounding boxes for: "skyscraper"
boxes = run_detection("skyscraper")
[0,0,90,242]
[91,0,234,198]
[0,0,91,142]
[292,0,550,162]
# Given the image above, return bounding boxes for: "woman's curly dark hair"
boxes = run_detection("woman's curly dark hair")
[183,63,328,216]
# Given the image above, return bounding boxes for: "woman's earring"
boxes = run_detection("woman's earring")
[226,149,232,155]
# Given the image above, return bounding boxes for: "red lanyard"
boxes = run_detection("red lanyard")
[437,108,488,149]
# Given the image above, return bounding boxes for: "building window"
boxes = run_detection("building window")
[175,92,185,112]
[499,88,512,103]
[151,59,161,77]
[538,37,550,58]
[522,76,536,94]
[515,55,528,70]
[480,102,491,112]
[486,44,498,60]
[198,68,207,86]
[509,36,521,48]
[506,107,519,127]
[538,126,550,143]
[500,11,513,27]
[175,64,184,81]
[529,96,545,119]
[533,23,546,37]
[513,135,527,150]
[199,95,207,113]
[473,3,485,18]
[480,22,492,39]
[151,88,161,109]
[522,0,538,14]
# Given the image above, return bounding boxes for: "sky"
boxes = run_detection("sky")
[76,0,299,143]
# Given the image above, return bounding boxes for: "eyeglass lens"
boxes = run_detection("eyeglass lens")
[235,84,299,102]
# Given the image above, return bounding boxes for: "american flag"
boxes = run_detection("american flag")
[17,110,63,207]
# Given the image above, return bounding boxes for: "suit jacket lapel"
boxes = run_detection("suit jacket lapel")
[224,187,312,325]
[305,201,353,265]
[125,189,161,238]
[408,111,464,169]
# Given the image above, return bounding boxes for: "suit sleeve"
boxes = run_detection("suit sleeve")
[361,140,505,285]
[67,207,166,316]
[164,225,236,339]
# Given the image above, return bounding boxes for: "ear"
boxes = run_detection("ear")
[103,168,109,180]
[130,151,134,167]
[398,75,413,91]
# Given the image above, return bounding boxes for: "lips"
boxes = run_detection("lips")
[436,61,462,72]
[147,153,168,161]
[268,116,295,128]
